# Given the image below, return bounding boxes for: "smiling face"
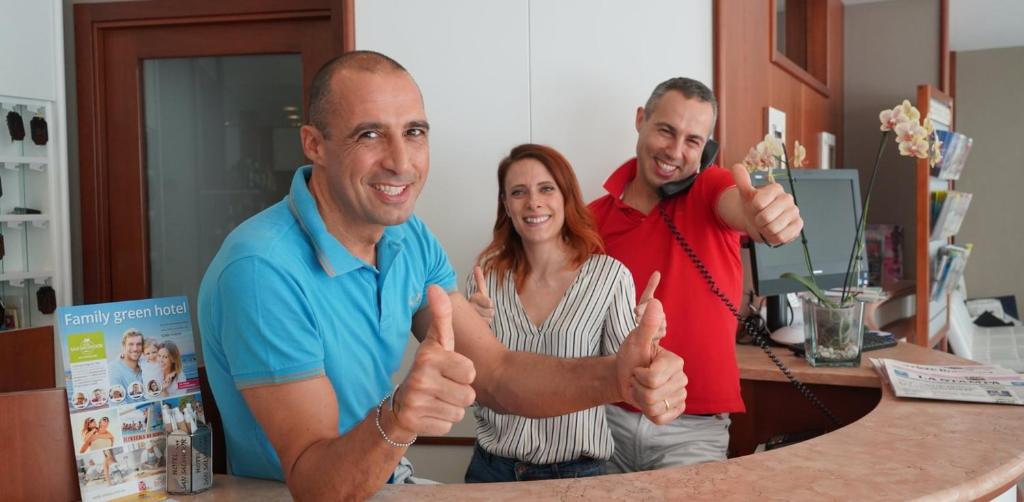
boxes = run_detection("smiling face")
[303,68,429,242]
[143,343,159,363]
[158,347,172,372]
[502,158,566,247]
[634,90,715,195]
[123,334,143,363]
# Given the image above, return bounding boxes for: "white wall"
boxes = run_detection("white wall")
[356,0,712,483]
[0,0,59,101]
[528,1,713,203]
[358,0,712,283]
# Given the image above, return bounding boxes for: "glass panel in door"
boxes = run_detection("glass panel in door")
[143,54,304,328]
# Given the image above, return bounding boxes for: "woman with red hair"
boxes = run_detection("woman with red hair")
[465,143,637,482]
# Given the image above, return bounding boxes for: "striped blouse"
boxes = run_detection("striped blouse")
[465,254,637,464]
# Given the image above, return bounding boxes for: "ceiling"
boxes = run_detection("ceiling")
[843,0,1024,52]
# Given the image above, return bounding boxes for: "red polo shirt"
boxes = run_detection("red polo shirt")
[589,159,745,414]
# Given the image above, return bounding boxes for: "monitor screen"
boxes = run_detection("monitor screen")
[748,168,865,297]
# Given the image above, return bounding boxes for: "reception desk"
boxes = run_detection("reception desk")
[183,342,1024,501]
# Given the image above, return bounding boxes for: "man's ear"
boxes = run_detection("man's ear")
[635,106,646,133]
[300,124,324,164]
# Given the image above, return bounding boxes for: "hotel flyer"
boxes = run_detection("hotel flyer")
[57,296,207,501]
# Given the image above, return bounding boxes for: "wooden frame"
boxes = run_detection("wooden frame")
[912,84,953,349]
[712,0,727,150]
[75,0,353,303]
[939,0,950,93]
[769,0,830,97]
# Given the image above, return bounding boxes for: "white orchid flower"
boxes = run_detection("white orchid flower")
[894,121,926,144]
[898,99,921,124]
[742,147,762,173]
[899,137,930,159]
[929,133,943,167]
[792,140,807,168]
[879,107,903,131]
[762,134,785,159]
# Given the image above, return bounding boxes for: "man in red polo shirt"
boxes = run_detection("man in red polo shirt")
[588,77,802,471]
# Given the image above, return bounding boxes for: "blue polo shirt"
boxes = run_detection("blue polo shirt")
[198,165,456,481]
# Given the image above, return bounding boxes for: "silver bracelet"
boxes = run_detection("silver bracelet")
[375,389,416,448]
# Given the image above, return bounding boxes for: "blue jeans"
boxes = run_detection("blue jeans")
[464,443,606,483]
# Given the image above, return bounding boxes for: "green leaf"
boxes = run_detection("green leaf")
[780,273,840,308]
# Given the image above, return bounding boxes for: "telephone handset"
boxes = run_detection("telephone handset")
[654,137,840,428]
[657,138,720,199]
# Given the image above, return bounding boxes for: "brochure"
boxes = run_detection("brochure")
[930,190,973,241]
[865,223,904,287]
[931,243,972,302]
[870,358,1024,405]
[57,297,206,502]
[932,130,973,180]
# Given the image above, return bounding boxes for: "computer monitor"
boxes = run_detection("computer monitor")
[747,168,867,333]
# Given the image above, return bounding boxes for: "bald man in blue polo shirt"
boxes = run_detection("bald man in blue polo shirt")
[198,51,688,500]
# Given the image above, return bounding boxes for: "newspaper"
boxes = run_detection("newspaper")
[870,358,1024,405]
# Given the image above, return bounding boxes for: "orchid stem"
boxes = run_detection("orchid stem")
[779,144,822,303]
[840,131,890,304]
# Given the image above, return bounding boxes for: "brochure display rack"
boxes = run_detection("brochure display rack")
[911,85,973,348]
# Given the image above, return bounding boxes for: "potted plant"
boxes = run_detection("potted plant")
[742,100,942,366]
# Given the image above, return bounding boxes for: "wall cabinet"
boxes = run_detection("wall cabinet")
[0,0,70,332]
[0,95,67,328]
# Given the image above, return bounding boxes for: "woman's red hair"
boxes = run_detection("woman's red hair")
[478,144,604,290]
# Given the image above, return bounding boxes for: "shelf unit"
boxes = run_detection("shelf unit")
[911,84,954,348]
[0,94,67,329]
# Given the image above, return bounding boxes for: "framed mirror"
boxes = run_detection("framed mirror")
[771,0,830,96]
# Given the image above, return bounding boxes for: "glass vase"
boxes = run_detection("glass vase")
[801,295,865,367]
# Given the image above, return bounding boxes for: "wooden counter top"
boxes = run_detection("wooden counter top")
[182,342,1024,501]
[736,338,967,387]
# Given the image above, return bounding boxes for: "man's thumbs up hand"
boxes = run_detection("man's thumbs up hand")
[729,163,803,246]
[394,286,476,436]
[426,285,456,351]
[615,299,687,424]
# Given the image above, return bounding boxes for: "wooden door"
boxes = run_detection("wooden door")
[75,0,352,303]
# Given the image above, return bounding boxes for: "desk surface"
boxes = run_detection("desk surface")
[181,342,1024,501]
